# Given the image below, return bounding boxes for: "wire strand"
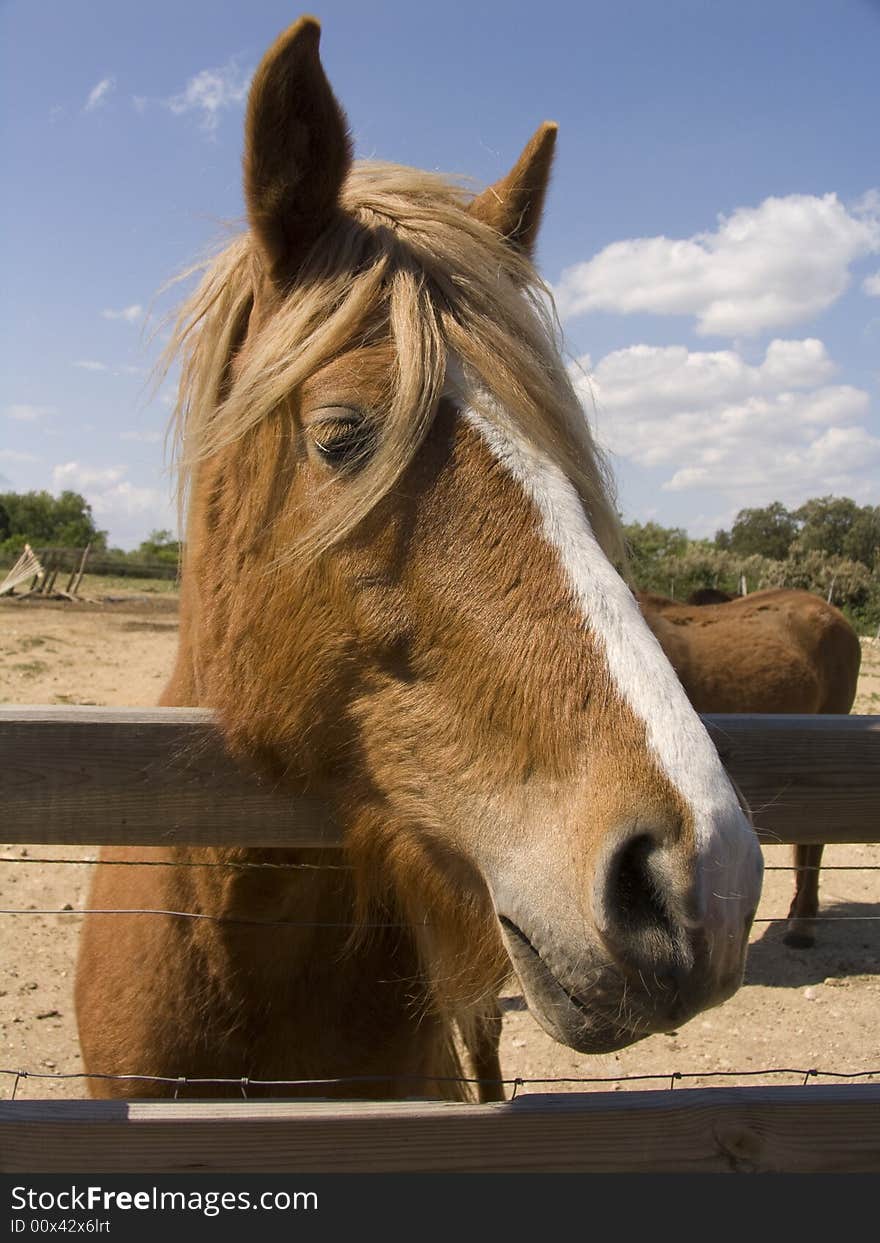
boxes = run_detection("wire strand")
[1,855,876,875]
[2,1065,878,1093]
[0,908,415,929]
[1,906,877,927]
[0,854,352,872]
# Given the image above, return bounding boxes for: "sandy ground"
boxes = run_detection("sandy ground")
[1,593,878,1101]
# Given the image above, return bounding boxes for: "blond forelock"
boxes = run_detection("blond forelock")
[165,161,623,563]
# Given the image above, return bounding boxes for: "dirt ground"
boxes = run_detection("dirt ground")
[1,592,878,1101]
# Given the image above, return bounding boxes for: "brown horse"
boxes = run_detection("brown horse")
[75,17,762,1102]
[637,588,861,947]
[686,588,735,605]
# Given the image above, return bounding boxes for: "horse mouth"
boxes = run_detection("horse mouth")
[497,915,655,1054]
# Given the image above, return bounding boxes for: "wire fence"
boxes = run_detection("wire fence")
[3,1064,879,1103]
[2,907,880,929]
[2,849,877,1102]
[0,852,878,931]
[1,853,875,873]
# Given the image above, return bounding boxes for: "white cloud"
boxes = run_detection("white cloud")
[166,62,251,133]
[73,359,146,377]
[663,425,880,501]
[85,76,115,112]
[53,463,127,490]
[0,449,39,463]
[120,429,162,444]
[864,271,880,297]
[101,304,143,323]
[556,192,880,337]
[5,404,55,422]
[51,462,175,546]
[586,338,836,424]
[89,479,171,520]
[575,338,879,506]
[855,189,880,218]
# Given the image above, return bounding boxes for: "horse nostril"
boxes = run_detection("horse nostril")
[608,833,675,936]
[596,830,691,973]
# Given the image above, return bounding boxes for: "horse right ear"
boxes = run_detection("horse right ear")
[468,122,557,256]
[243,16,353,285]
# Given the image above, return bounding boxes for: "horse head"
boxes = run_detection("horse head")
[169,17,763,1055]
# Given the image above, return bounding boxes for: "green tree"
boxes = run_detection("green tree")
[794,495,858,558]
[793,496,879,568]
[843,505,880,568]
[137,528,181,565]
[0,489,107,560]
[723,502,797,560]
[623,520,688,566]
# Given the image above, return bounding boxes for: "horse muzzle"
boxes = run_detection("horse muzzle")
[499,913,748,1053]
[496,819,762,1053]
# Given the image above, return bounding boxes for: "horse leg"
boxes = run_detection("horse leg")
[464,1000,505,1102]
[784,843,824,948]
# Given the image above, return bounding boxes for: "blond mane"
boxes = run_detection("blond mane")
[166,161,623,563]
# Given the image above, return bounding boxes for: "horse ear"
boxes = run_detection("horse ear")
[243,16,353,283]
[469,122,558,255]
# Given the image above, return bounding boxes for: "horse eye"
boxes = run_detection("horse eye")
[309,412,374,470]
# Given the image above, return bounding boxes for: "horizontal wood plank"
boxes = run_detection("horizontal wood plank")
[705,713,880,845]
[0,706,877,848]
[0,706,336,847]
[2,1086,878,1173]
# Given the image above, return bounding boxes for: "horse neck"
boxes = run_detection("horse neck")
[161,536,502,1026]
[158,596,360,927]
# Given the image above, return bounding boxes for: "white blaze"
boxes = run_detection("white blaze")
[460,400,761,911]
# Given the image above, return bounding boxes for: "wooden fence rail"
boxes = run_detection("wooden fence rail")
[2,1087,879,1174]
[2,705,878,847]
[1,705,878,1174]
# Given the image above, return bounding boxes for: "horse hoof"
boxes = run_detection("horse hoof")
[783,928,816,949]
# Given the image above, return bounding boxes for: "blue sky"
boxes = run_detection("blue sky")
[2,0,878,547]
